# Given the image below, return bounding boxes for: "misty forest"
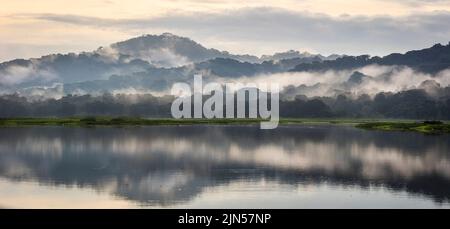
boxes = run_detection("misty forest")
[1,33,450,119]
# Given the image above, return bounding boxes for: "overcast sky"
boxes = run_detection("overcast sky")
[1,0,450,61]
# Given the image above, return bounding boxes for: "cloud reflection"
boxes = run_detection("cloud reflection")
[0,125,449,206]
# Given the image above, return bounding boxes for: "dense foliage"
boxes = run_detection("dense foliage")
[1,88,449,120]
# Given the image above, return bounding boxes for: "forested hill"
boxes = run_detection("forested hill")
[291,42,450,74]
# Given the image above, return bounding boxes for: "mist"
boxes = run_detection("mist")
[0,62,57,86]
[224,65,450,99]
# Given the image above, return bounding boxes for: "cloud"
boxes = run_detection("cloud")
[18,7,450,56]
[122,47,192,68]
[17,83,64,101]
[389,0,450,6]
[0,62,58,86]
[224,65,450,98]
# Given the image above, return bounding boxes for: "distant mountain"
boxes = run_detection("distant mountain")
[291,42,450,73]
[0,33,327,90]
[1,33,450,100]
[262,50,309,61]
[193,56,321,77]
[64,56,322,95]
[107,33,330,66]
[107,33,271,67]
[261,50,340,62]
[0,52,152,87]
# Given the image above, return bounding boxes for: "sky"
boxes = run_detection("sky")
[1,0,450,61]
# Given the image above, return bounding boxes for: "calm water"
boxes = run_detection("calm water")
[0,125,449,209]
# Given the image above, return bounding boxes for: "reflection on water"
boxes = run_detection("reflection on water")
[0,125,449,208]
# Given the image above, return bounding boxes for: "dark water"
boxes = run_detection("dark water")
[0,125,449,208]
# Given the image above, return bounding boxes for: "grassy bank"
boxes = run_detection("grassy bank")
[0,117,449,134]
[0,117,380,127]
[356,121,450,134]
[0,117,269,126]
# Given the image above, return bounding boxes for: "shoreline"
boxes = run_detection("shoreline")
[0,117,449,134]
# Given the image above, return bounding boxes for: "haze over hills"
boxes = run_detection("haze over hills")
[0,33,335,85]
[108,33,258,66]
[291,43,450,74]
[0,33,339,96]
[0,33,450,119]
[106,33,334,66]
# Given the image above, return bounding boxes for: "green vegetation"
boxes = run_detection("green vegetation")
[0,117,266,127]
[0,117,449,134]
[356,121,450,134]
[0,117,376,127]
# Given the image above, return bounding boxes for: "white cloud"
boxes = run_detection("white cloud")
[15,8,450,57]
[0,62,58,86]
[224,65,450,98]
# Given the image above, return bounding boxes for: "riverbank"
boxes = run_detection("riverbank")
[356,121,450,134]
[0,117,449,134]
[0,117,376,126]
[0,117,266,126]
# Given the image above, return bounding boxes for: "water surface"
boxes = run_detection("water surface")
[0,125,449,208]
